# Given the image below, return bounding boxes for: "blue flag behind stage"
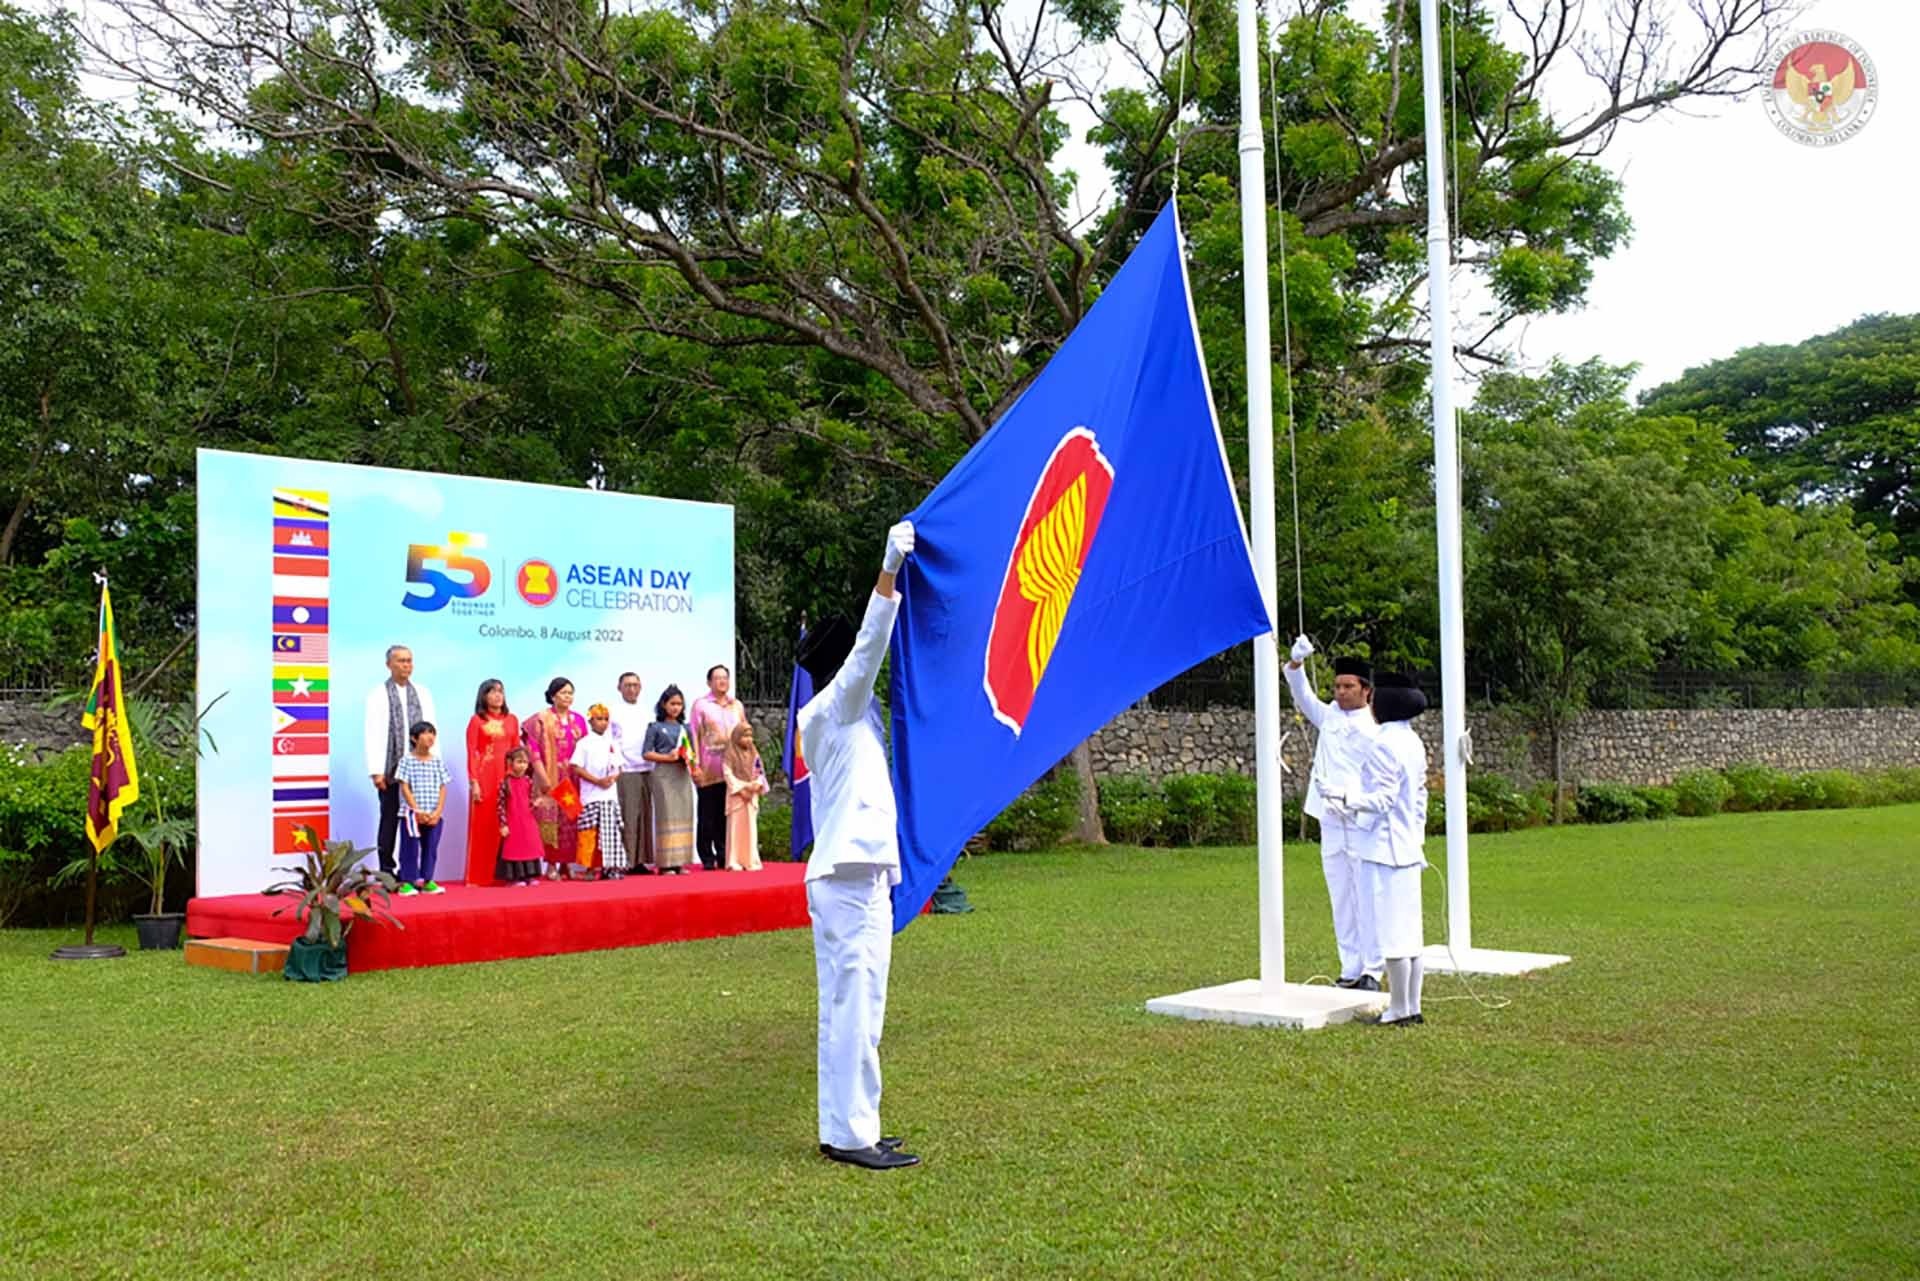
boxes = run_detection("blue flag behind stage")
[783,638,815,861]
[886,202,1272,931]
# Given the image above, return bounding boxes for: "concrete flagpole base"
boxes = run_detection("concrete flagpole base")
[1146,978,1389,1030]
[1420,943,1570,977]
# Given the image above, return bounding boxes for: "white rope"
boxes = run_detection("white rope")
[1265,5,1306,638]
[1170,2,1192,202]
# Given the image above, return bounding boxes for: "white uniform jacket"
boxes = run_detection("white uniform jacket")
[800,590,901,886]
[1283,663,1378,821]
[361,679,439,774]
[1342,722,1429,868]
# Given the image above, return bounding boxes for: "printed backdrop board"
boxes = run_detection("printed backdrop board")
[195,450,734,897]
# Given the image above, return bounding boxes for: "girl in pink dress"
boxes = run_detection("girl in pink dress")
[496,747,544,885]
[722,721,769,872]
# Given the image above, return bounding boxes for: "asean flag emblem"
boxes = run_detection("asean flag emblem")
[517,559,559,607]
[984,427,1115,734]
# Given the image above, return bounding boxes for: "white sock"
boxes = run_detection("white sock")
[1408,957,1424,1018]
[1384,957,1412,1022]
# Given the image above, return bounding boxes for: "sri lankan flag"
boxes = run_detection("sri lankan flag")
[83,584,141,853]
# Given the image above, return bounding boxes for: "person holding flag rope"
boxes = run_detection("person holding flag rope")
[1284,635,1383,990]
[794,520,921,1170]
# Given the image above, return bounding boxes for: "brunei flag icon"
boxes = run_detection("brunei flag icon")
[885,201,1272,931]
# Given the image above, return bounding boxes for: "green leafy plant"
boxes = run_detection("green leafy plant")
[983,770,1080,852]
[758,802,794,863]
[1160,773,1221,847]
[1722,763,1792,813]
[1096,776,1168,847]
[1671,770,1733,817]
[53,693,224,916]
[1637,785,1680,821]
[266,827,402,948]
[1575,782,1648,824]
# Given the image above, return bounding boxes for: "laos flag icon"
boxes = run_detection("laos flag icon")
[887,202,1272,931]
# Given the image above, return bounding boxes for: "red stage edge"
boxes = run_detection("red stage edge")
[186,864,811,972]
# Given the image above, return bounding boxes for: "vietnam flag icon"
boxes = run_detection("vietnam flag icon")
[273,810,330,855]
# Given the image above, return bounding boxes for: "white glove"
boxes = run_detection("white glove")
[883,520,916,573]
[1290,634,1315,662]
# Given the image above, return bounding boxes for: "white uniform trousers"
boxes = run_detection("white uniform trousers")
[808,864,893,1149]
[1321,834,1381,981]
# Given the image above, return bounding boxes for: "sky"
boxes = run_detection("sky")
[43,0,1914,398]
[1507,0,1915,394]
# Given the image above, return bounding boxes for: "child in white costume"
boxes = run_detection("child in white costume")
[1326,672,1431,1027]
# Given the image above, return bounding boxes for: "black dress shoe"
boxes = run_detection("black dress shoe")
[1377,1012,1425,1027]
[821,1143,919,1170]
[819,1136,903,1155]
[1333,976,1360,989]
[1352,974,1382,992]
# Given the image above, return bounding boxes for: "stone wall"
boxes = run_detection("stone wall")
[3,698,1916,787]
[1083,704,1920,786]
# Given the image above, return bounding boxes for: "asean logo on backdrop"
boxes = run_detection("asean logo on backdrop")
[983,427,1114,735]
[1763,31,1877,146]
[516,559,559,607]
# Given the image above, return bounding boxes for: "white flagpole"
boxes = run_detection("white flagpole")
[1235,0,1286,989]
[1418,0,1569,977]
[1146,0,1389,1027]
[1417,0,1473,952]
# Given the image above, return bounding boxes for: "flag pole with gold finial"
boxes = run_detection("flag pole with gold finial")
[53,572,139,961]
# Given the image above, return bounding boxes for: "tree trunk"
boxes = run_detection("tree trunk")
[1550,721,1565,825]
[1071,739,1106,845]
[0,383,54,565]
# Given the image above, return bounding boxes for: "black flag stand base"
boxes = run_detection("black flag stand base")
[51,855,124,959]
[52,943,127,960]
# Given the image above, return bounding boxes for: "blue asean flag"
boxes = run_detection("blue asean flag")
[887,202,1271,931]
[783,634,815,861]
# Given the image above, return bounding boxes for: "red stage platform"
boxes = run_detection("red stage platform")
[185,864,811,972]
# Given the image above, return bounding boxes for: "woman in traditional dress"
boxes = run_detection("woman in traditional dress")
[641,685,698,874]
[525,676,588,879]
[464,678,519,886]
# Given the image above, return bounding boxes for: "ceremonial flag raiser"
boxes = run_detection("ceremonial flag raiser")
[886,203,1272,930]
[784,635,816,860]
[83,582,140,853]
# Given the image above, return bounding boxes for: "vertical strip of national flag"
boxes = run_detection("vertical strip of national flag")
[783,628,815,861]
[272,487,331,853]
[84,583,141,853]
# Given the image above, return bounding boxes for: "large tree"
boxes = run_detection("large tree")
[1640,313,1920,575]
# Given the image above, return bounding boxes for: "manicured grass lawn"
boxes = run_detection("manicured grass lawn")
[3,808,1916,1279]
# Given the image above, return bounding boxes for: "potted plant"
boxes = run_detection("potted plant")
[267,827,401,981]
[53,696,219,949]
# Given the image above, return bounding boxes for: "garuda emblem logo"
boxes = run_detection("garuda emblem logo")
[984,428,1114,735]
[1765,33,1877,146]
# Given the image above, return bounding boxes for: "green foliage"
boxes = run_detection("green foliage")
[1637,786,1680,822]
[1094,775,1168,847]
[1722,764,1793,813]
[1160,773,1226,847]
[757,802,794,863]
[1672,770,1733,818]
[1465,771,1549,833]
[1574,782,1648,825]
[1208,773,1259,845]
[1788,771,1867,812]
[1642,314,1920,570]
[983,769,1080,852]
[263,829,401,948]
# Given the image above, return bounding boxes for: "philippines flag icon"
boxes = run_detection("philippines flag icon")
[273,705,330,736]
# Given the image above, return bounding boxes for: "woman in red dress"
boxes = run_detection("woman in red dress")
[464,679,519,886]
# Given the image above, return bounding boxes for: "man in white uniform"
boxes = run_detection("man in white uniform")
[1325,673,1430,1026]
[795,520,919,1171]
[1283,635,1381,990]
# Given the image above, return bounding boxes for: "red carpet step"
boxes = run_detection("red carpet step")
[185,864,811,972]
